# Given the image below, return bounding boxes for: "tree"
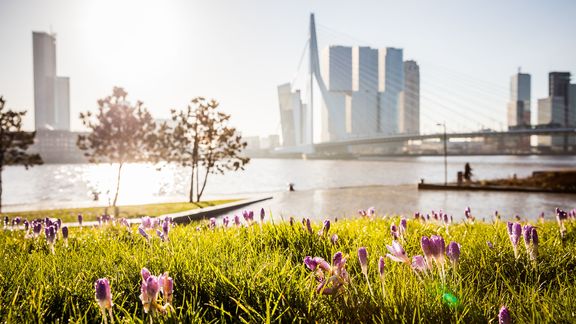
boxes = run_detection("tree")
[157,97,249,202]
[77,87,157,213]
[0,96,43,213]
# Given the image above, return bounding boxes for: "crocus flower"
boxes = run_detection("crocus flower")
[498,306,510,324]
[140,275,160,313]
[162,219,170,240]
[305,218,313,234]
[3,216,8,229]
[209,217,216,229]
[399,218,407,237]
[313,251,349,295]
[33,222,42,238]
[358,247,368,275]
[159,272,174,305]
[358,209,367,217]
[411,255,428,273]
[446,241,461,265]
[507,222,522,258]
[95,278,113,324]
[260,208,265,223]
[141,267,151,281]
[390,224,399,240]
[430,235,446,264]
[386,240,410,263]
[23,220,29,231]
[141,216,152,229]
[331,234,338,245]
[222,216,229,228]
[62,226,69,247]
[97,216,102,227]
[78,214,83,227]
[487,241,494,249]
[358,247,373,295]
[234,215,241,226]
[421,236,433,262]
[523,225,538,260]
[318,219,330,236]
[368,207,376,217]
[138,226,150,243]
[289,217,294,226]
[378,256,385,278]
[45,225,56,243]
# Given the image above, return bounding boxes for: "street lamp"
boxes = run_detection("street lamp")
[437,122,447,185]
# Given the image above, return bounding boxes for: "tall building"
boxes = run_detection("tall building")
[277,83,308,146]
[378,48,403,134]
[33,31,70,131]
[507,72,531,128]
[398,60,420,134]
[537,72,575,149]
[350,46,379,135]
[321,46,353,92]
[549,72,571,127]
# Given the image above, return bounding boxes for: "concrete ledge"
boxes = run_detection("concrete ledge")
[418,183,576,194]
[162,196,273,224]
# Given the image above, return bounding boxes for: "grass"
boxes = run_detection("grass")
[2,199,237,223]
[1,213,575,323]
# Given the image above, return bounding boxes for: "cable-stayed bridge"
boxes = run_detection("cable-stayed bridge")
[275,14,576,158]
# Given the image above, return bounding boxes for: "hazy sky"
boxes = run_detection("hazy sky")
[0,0,575,136]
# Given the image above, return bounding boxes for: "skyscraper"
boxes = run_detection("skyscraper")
[537,72,574,149]
[33,31,70,131]
[277,83,308,146]
[378,48,403,134]
[507,72,531,128]
[350,46,379,135]
[398,60,420,134]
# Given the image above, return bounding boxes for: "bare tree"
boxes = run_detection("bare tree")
[0,96,43,213]
[77,87,157,213]
[157,97,249,202]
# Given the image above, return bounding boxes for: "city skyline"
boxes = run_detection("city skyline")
[1,0,575,136]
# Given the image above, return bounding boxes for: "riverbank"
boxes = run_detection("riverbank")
[2,200,237,223]
[1,215,575,322]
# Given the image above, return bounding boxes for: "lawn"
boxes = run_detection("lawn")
[0,210,575,323]
[2,199,237,223]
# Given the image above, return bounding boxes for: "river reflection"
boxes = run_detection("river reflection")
[3,156,576,215]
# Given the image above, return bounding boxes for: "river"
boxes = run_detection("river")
[3,156,575,221]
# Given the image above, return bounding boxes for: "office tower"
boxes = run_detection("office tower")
[278,83,308,146]
[507,72,531,128]
[33,31,70,131]
[321,46,353,92]
[350,46,379,135]
[549,72,571,127]
[399,60,420,134]
[378,47,403,134]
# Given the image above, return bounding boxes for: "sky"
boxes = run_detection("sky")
[0,0,575,136]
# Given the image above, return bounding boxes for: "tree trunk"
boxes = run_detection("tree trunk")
[189,164,195,203]
[112,162,124,208]
[197,166,211,203]
[195,166,200,202]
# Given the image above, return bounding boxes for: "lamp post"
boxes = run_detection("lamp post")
[437,122,447,185]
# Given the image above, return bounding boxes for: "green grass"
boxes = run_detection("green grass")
[1,215,575,323]
[3,200,237,223]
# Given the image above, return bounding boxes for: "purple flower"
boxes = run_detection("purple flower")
[430,235,446,263]
[523,225,539,260]
[162,219,170,240]
[138,226,150,242]
[421,236,433,261]
[62,226,69,240]
[508,222,522,258]
[306,252,349,295]
[378,256,385,278]
[400,218,407,235]
[141,216,152,229]
[3,216,8,228]
[304,256,318,271]
[33,222,42,237]
[368,207,376,217]
[411,255,428,272]
[140,275,160,313]
[159,272,174,304]
[487,241,494,249]
[333,251,344,268]
[260,208,265,222]
[498,306,510,324]
[331,234,338,245]
[234,215,241,226]
[358,209,367,217]
[289,217,294,226]
[141,268,151,281]
[319,219,330,236]
[23,220,29,231]
[209,217,216,229]
[305,218,313,234]
[45,225,56,245]
[222,216,230,228]
[77,214,83,227]
[386,240,410,263]
[94,278,113,310]
[358,247,368,275]
[97,216,102,227]
[446,241,461,264]
[390,224,399,240]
